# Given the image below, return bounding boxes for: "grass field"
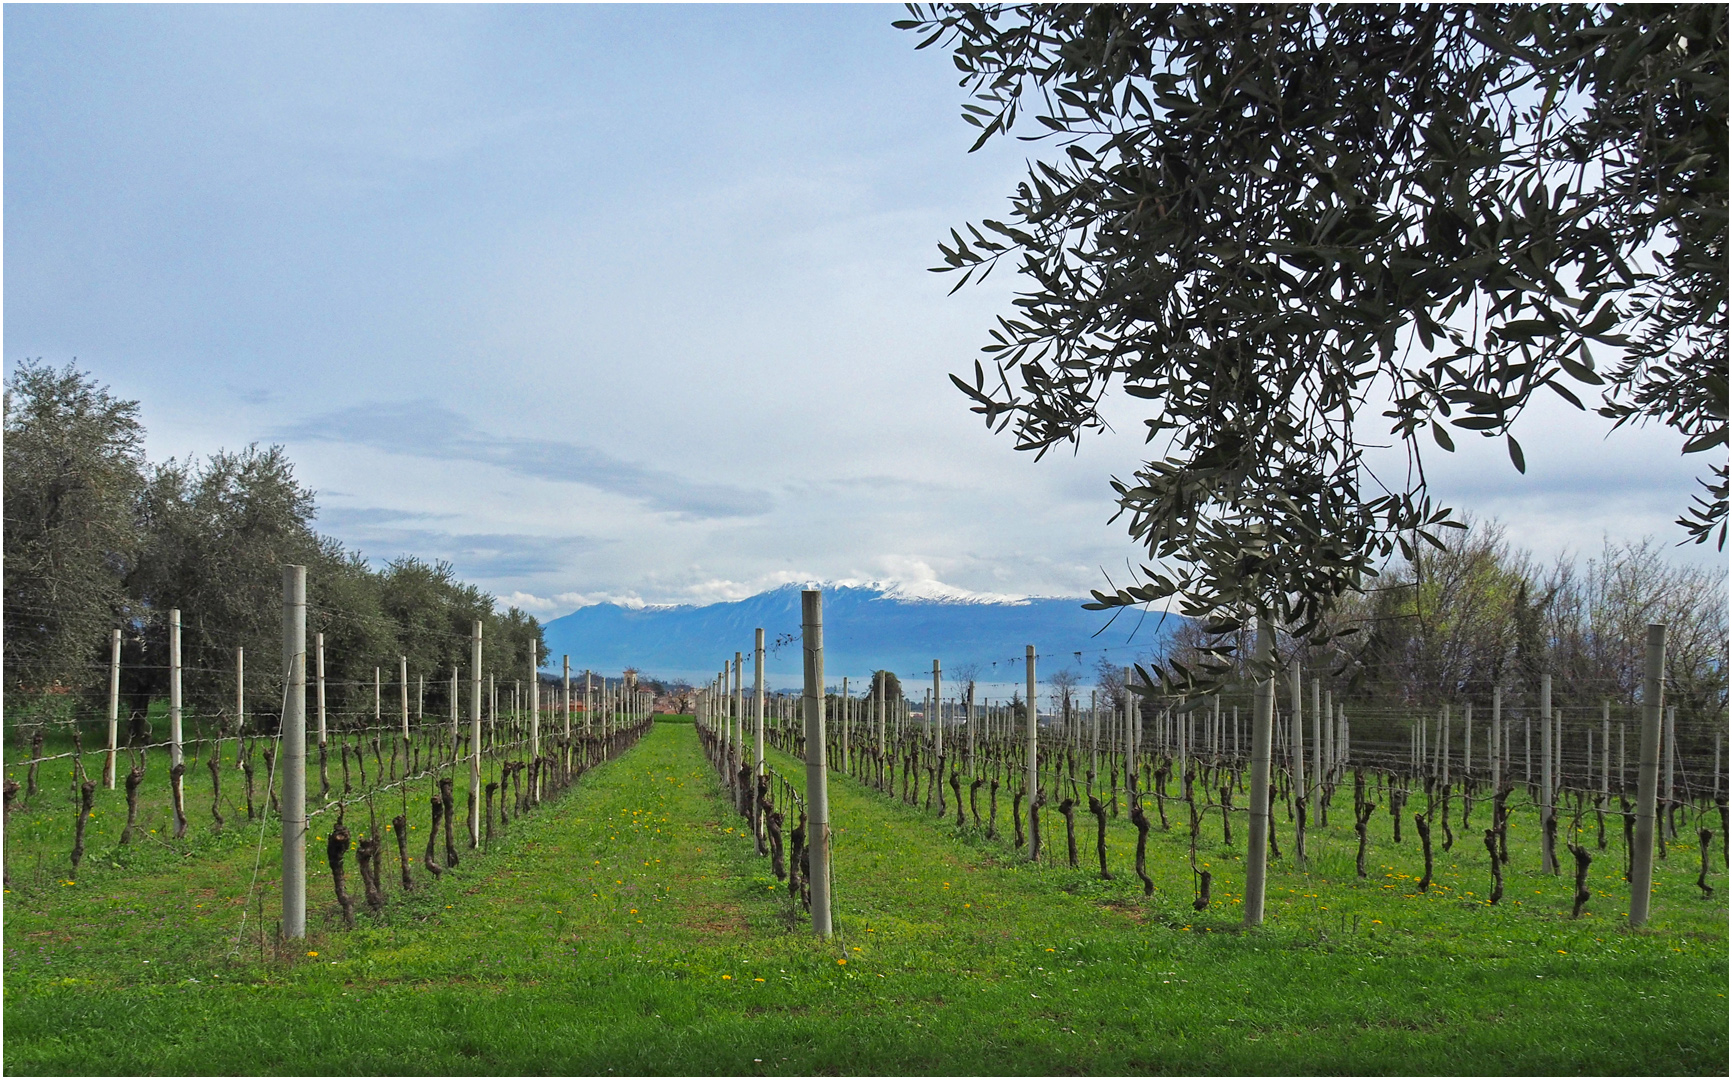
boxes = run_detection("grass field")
[3,719,1726,1075]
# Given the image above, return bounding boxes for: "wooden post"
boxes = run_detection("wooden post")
[281,566,307,940]
[105,628,120,788]
[802,590,833,937]
[470,621,483,844]
[1630,623,1667,927]
[1243,617,1275,927]
[1540,673,1555,873]
[1025,645,1039,861]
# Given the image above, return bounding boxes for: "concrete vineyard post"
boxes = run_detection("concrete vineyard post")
[1463,703,1473,785]
[720,664,732,772]
[754,628,766,778]
[316,635,327,756]
[1088,691,1099,787]
[1662,705,1676,838]
[105,628,120,788]
[1491,687,1502,794]
[1324,690,1335,781]
[585,672,593,735]
[1630,623,1667,927]
[168,605,182,780]
[1602,702,1612,807]
[470,622,483,843]
[235,647,245,768]
[281,566,307,940]
[530,653,540,803]
[399,657,410,744]
[875,676,885,758]
[449,670,458,760]
[802,590,833,938]
[1123,668,1134,794]
[1311,678,1323,800]
[1243,618,1276,927]
[1289,660,1304,867]
[563,656,571,741]
[970,684,978,775]
[1541,674,1555,873]
[1442,705,1451,788]
[733,653,744,783]
[1025,645,1038,862]
[933,660,943,760]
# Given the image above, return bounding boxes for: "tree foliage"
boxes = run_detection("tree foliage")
[1157,519,1728,724]
[3,362,546,724]
[902,4,1726,691]
[3,361,147,694]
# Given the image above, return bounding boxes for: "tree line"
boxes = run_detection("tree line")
[1144,518,1726,760]
[4,360,547,731]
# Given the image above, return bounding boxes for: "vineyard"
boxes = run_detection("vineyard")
[4,585,1726,1075]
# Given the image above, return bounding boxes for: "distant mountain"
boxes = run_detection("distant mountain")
[540,584,1184,693]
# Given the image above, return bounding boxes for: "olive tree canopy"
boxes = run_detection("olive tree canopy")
[902,3,1726,691]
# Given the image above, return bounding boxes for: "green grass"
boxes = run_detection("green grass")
[3,722,1726,1074]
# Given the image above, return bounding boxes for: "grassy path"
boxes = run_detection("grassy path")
[4,721,1726,1074]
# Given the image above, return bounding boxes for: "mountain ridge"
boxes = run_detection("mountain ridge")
[540,583,1183,692]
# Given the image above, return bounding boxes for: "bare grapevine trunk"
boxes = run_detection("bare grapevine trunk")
[169,762,188,839]
[1415,814,1433,892]
[1569,843,1592,917]
[120,765,143,844]
[1059,796,1079,868]
[1089,795,1112,880]
[70,780,96,879]
[423,797,444,880]
[1484,828,1504,904]
[207,754,224,831]
[1128,798,1154,896]
[327,821,355,929]
[393,813,414,890]
[440,777,459,869]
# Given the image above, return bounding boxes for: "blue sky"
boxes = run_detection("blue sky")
[5,3,1718,619]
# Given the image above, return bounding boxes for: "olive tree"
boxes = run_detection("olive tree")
[902,4,1726,693]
